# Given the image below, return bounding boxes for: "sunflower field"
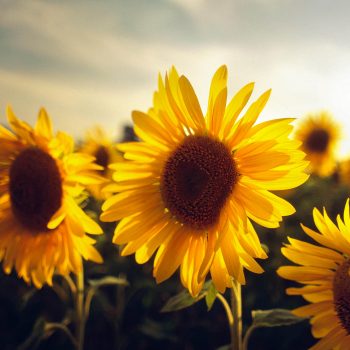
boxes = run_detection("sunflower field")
[1,61,350,350]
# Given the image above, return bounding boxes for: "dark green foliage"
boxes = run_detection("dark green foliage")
[0,174,348,349]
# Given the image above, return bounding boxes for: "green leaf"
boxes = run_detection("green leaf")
[161,281,212,313]
[88,276,129,288]
[205,282,217,311]
[251,308,306,328]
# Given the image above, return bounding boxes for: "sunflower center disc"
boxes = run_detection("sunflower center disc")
[161,135,238,230]
[305,128,330,153]
[9,147,63,232]
[333,260,350,334]
[94,146,109,174]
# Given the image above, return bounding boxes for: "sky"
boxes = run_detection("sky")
[1,0,350,154]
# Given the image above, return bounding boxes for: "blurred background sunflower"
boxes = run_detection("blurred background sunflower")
[0,108,104,288]
[294,111,341,177]
[79,126,123,200]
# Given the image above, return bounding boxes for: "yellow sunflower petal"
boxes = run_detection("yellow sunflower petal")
[309,328,345,350]
[35,108,53,139]
[153,226,191,284]
[210,250,230,293]
[206,65,228,134]
[47,207,66,230]
[7,106,34,144]
[222,82,255,139]
[66,197,102,234]
[227,89,271,149]
[293,301,333,317]
[311,313,340,338]
[178,75,206,133]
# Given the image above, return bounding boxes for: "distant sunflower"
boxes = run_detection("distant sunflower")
[0,107,104,288]
[278,200,350,350]
[295,111,340,177]
[101,66,309,296]
[79,126,122,200]
[338,159,350,187]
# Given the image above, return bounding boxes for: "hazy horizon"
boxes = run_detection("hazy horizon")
[1,0,350,154]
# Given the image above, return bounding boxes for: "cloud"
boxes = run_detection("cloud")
[1,0,350,158]
[171,0,350,44]
[0,67,143,139]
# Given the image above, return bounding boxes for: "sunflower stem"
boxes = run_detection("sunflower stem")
[64,274,77,295]
[230,279,242,350]
[76,267,85,350]
[216,292,235,345]
[242,325,255,350]
[45,323,78,348]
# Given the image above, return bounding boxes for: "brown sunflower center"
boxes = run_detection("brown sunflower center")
[94,146,109,173]
[160,135,238,230]
[9,147,63,232]
[305,128,330,153]
[333,260,350,334]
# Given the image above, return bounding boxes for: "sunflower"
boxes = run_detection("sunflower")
[0,107,104,288]
[338,158,350,187]
[278,200,350,350]
[79,126,122,200]
[294,111,340,177]
[101,66,309,296]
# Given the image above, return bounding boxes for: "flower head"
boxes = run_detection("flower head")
[278,200,350,350]
[294,111,340,177]
[338,158,350,187]
[79,126,122,200]
[102,66,309,296]
[0,107,104,287]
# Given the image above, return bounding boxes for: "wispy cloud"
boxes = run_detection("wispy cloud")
[1,0,350,156]
[0,68,143,138]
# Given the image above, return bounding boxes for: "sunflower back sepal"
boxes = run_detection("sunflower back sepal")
[205,281,218,311]
[161,280,213,313]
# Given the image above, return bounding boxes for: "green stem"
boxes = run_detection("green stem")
[231,279,242,350]
[242,325,255,350]
[76,268,85,350]
[216,293,234,344]
[45,323,78,348]
[64,274,77,295]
